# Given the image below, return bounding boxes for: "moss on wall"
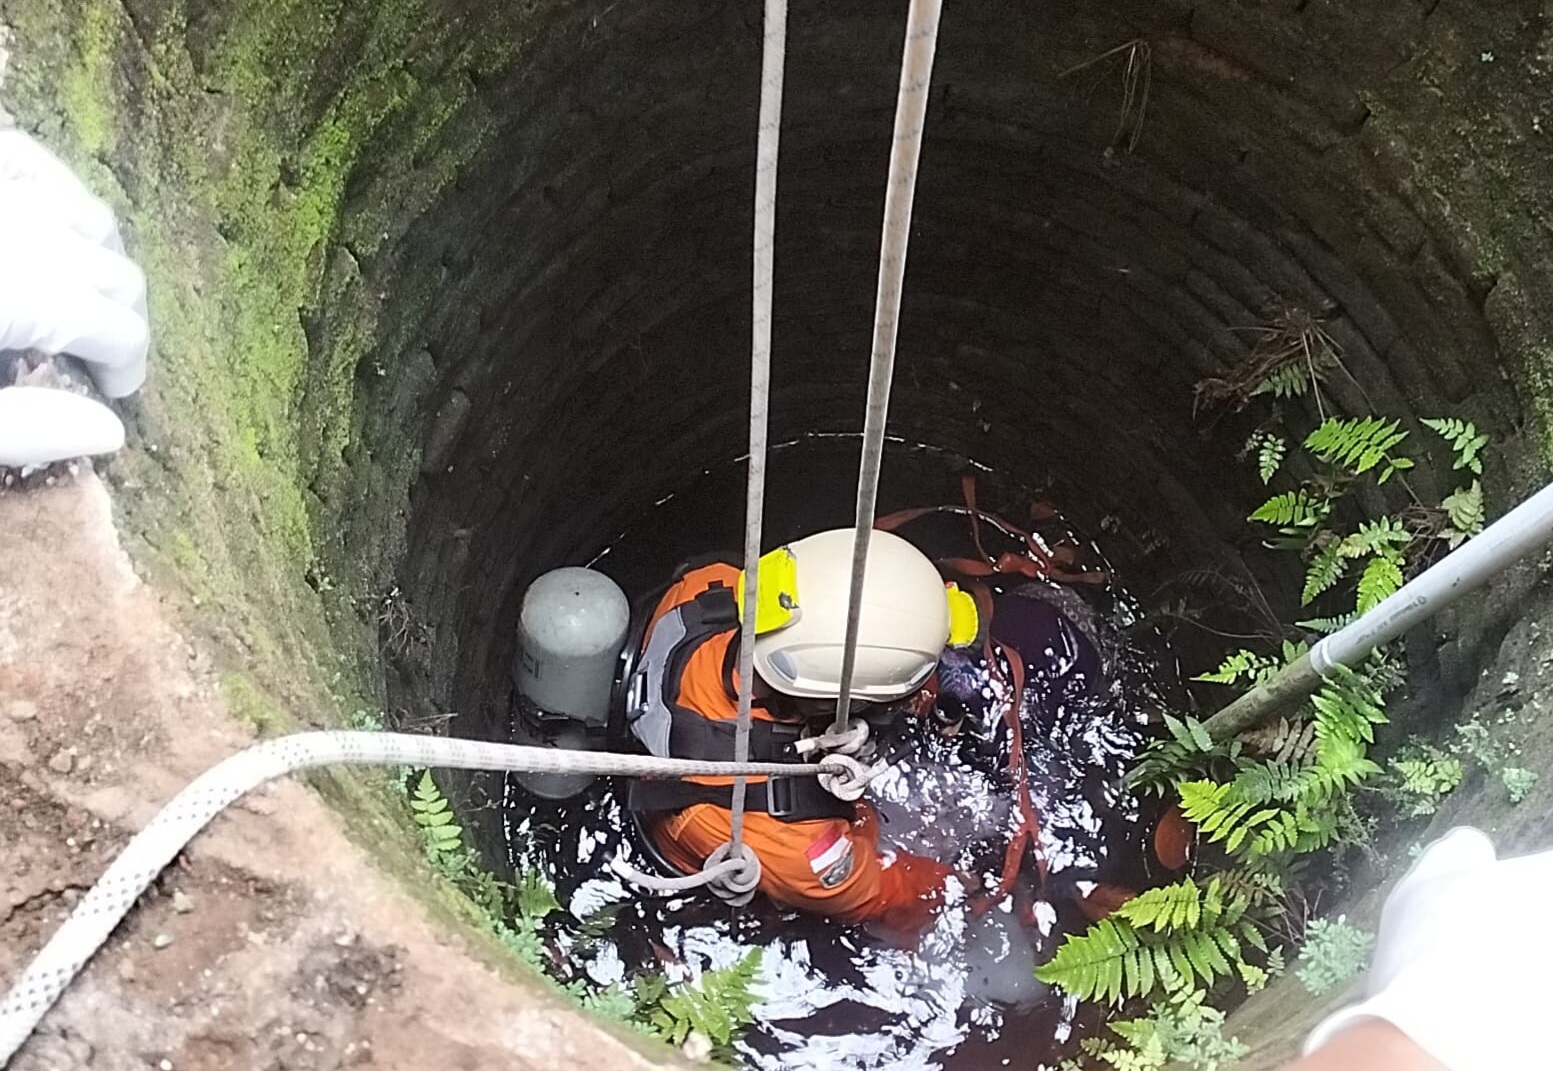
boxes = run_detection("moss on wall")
[3,0,528,721]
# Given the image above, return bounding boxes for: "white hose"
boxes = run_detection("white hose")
[833,0,944,732]
[1313,479,1553,673]
[1206,477,1553,739]
[0,731,846,1065]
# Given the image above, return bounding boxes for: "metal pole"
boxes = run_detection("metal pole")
[1204,478,1553,741]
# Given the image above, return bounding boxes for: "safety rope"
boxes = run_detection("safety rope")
[833,0,944,733]
[725,0,788,895]
[0,731,863,1064]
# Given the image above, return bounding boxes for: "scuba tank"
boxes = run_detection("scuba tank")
[509,567,630,799]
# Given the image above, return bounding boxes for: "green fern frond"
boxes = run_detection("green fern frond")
[1301,539,1347,606]
[1311,667,1388,744]
[1193,649,1272,685]
[1164,713,1217,753]
[1228,760,1307,805]
[1115,879,1203,932]
[411,770,465,858]
[1295,611,1356,634]
[1304,416,1413,482]
[1356,555,1404,613]
[1441,481,1485,547]
[1338,517,1411,561]
[1125,715,1227,796]
[1038,879,1254,1004]
[1247,431,1288,485]
[1422,417,1488,475]
[1249,362,1314,400]
[640,951,763,1048]
[1249,490,1328,529]
[516,870,561,923]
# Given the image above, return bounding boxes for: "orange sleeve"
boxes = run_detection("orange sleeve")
[823,803,952,933]
[654,803,951,934]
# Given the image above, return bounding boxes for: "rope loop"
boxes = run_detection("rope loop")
[816,753,881,802]
[702,841,762,907]
[794,718,870,760]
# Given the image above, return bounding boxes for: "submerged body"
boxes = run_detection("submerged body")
[638,561,953,932]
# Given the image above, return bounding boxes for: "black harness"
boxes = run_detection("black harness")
[624,581,851,823]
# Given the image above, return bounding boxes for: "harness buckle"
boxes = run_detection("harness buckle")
[625,666,647,723]
[765,776,798,820]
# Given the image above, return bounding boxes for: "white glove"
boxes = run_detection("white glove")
[0,131,148,470]
[1304,827,1546,1071]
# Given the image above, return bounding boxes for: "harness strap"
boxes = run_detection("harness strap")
[628,775,854,822]
[669,714,802,765]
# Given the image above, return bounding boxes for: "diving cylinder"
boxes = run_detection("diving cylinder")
[511,567,630,799]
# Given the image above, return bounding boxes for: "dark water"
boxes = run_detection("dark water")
[490,436,1185,1069]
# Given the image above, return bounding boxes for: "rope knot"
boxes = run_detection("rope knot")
[702,841,761,907]
[817,753,882,802]
[794,718,871,760]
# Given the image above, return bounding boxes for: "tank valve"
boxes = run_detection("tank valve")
[510,567,629,799]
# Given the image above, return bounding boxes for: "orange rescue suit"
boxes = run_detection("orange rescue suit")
[644,563,952,933]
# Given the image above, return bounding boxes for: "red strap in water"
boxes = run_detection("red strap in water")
[967,585,1049,917]
[877,475,1108,586]
[961,474,992,563]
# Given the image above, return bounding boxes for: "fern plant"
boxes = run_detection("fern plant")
[1036,878,1266,1004]
[1294,916,1373,995]
[411,770,465,861]
[1248,489,1329,531]
[634,951,763,1055]
[1384,750,1464,818]
[1440,481,1485,547]
[1246,431,1287,485]
[1503,767,1538,804]
[1175,668,1384,861]
[1192,641,1305,687]
[1249,362,1316,400]
[1422,417,1487,475]
[1127,713,1229,795]
[1304,416,1414,484]
[1071,988,1251,1071]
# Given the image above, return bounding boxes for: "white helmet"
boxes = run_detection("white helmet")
[752,528,949,702]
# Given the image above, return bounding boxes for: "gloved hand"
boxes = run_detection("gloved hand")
[1304,827,1546,1071]
[0,130,148,470]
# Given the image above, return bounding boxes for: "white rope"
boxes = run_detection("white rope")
[729,0,788,867]
[0,731,848,1064]
[833,0,945,732]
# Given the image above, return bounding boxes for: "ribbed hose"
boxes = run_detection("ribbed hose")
[0,731,846,1065]
[833,0,944,732]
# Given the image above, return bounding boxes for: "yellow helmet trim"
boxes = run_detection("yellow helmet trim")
[736,546,801,635]
[945,582,980,648]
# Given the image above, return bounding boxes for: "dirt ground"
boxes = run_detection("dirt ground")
[0,470,674,1071]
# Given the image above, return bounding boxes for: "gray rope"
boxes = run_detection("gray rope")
[833,0,945,732]
[729,0,788,861]
[0,731,847,1064]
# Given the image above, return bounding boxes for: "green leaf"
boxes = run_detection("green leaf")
[1357,556,1404,613]
[1305,416,1409,477]
[1296,611,1357,635]
[1338,517,1411,560]
[1250,362,1316,400]
[1247,431,1288,484]
[1442,481,1485,545]
[1192,649,1272,685]
[1423,417,1488,475]
[1249,490,1327,528]
[1301,539,1347,605]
